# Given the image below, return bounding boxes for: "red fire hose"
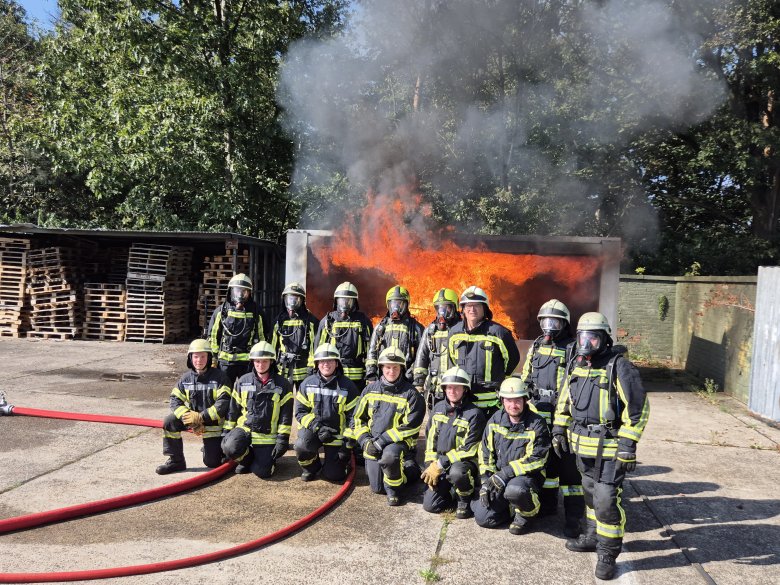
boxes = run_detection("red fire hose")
[0,404,356,583]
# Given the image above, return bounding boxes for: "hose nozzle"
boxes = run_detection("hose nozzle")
[0,391,14,415]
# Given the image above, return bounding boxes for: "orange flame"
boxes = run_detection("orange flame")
[310,186,601,339]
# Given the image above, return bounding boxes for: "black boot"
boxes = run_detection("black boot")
[156,456,186,475]
[566,532,598,552]
[455,500,473,519]
[595,553,617,580]
[508,511,530,535]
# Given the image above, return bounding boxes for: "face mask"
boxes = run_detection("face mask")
[388,299,406,320]
[336,297,354,317]
[540,317,564,343]
[230,287,249,306]
[284,294,302,316]
[576,330,603,357]
[435,303,455,330]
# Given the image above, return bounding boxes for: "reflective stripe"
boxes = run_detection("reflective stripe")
[571,432,618,458]
[518,491,541,518]
[298,455,318,466]
[163,430,180,439]
[543,477,560,489]
[586,506,597,521]
[561,485,584,497]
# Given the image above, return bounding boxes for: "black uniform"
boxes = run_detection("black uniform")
[422,397,486,513]
[208,299,265,384]
[315,310,373,386]
[221,370,293,478]
[520,335,584,523]
[161,367,231,468]
[294,369,360,481]
[271,307,319,386]
[351,375,425,497]
[473,406,550,528]
[554,349,650,558]
[413,317,459,409]
[448,319,520,416]
[365,314,423,383]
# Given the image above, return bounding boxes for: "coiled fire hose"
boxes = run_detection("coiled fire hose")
[0,395,355,583]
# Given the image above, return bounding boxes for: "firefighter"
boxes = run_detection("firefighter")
[271,282,319,389]
[352,346,425,506]
[155,339,231,475]
[552,312,650,581]
[473,377,550,534]
[413,288,461,411]
[315,281,373,388]
[294,343,360,482]
[420,366,486,519]
[365,285,423,383]
[208,273,265,385]
[520,299,584,537]
[221,341,293,478]
[447,286,520,418]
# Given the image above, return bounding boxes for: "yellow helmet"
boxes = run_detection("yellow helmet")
[377,346,406,367]
[248,341,276,361]
[498,377,531,399]
[385,285,410,304]
[313,343,341,363]
[432,288,459,306]
[385,285,409,319]
[186,338,212,370]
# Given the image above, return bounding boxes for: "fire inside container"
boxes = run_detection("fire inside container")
[286,229,621,352]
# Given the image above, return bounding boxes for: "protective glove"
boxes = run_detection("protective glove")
[271,440,289,462]
[487,472,507,500]
[337,444,352,464]
[616,437,637,473]
[420,460,444,488]
[317,425,337,444]
[365,367,378,382]
[551,425,569,458]
[182,410,205,436]
[414,386,424,395]
[479,482,492,508]
[363,439,383,458]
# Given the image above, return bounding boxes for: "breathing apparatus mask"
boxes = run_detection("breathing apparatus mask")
[284,294,302,317]
[230,286,250,308]
[435,303,456,330]
[388,299,407,321]
[336,297,354,318]
[540,317,564,344]
[575,330,605,365]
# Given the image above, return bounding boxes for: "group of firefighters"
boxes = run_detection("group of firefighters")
[156,273,650,581]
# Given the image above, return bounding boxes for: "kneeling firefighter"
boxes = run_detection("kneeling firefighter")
[420,366,486,519]
[351,346,425,506]
[473,377,551,535]
[552,312,650,581]
[221,341,293,478]
[294,343,360,482]
[156,339,231,475]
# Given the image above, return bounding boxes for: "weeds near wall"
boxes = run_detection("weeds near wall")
[657,294,669,321]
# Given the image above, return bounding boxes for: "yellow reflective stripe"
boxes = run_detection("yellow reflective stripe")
[386,429,403,442]
[617,378,650,441]
[300,412,316,428]
[209,311,221,354]
[173,405,189,418]
[299,455,318,466]
[172,387,187,403]
[571,433,618,457]
[561,485,584,497]
[202,430,222,439]
[278,424,292,434]
[218,351,250,362]
[543,477,560,489]
[553,383,572,427]
[223,421,237,431]
[485,345,493,383]
[163,430,180,439]
[518,491,541,518]
[250,435,277,445]
[586,506,596,521]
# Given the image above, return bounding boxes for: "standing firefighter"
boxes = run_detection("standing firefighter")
[155,339,231,475]
[221,341,293,478]
[553,312,650,581]
[365,285,423,383]
[352,346,425,506]
[208,273,265,385]
[294,343,360,482]
[413,288,461,410]
[447,286,520,418]
[420,367,486,519]
[271,282,319,389]
[473,378,550,535]
[520,299,584,537]
[315,281,373,388]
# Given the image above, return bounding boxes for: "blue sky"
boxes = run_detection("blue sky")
[18,0,59,28]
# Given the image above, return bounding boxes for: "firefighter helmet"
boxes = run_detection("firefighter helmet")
[248,341,276,361]
[386,285,409,319]
[333,281,359,314]
[575,312,612,357]
[440,366,471,390]
[498,377,532,399]
[377,346,406,367]
[459,286,489,307]
[334,281,358,300]
[228,273,253,290]
[186,338,212,370]
[538,299,570,323]
[313,343,341,363]
[577,312,611,335]
[386,285,410,304]
[432,288,459,306]
[282,282,306,298]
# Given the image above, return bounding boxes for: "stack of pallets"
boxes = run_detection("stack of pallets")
[197,250,250,329]
[26,247,82,339]
[0,237,30,337]
[125,243,193,342]
[82,283,126,341]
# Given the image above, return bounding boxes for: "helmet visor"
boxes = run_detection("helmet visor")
[540,317,564,334]
[336,297,354,314]
[284,294,302,311]
[230,286,250,304]
[388,299,407,317]
[576,330,604,356]
[435,303,456,321]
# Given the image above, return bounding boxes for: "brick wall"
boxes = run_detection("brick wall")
[618,275,756,403]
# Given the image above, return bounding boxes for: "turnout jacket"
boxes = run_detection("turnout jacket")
[350,376,425,453]
[224,371,293,446]
[479,407,550,479]
[413,321,458,392]
[271,308,319,383]
[448,319,521,411]
[295,370,361,446]
[315,310,373,383]
[520,334,574,426]
[553,350,650,459]
[169,367,231,439]
[208,299,265,364]
[425,398,486,470]
[365,314,424,381]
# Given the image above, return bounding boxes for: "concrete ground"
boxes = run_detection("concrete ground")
[0,338,778,585]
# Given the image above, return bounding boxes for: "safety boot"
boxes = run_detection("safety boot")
[564,516,582,538]
[455,500,473,519]
[566,532,598,552]
[508,512,530,535]
[234,463,251,474]
[595,553,617,580]
[387,495,401,506]
[155,457,186,475]
[301,468,319,482]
